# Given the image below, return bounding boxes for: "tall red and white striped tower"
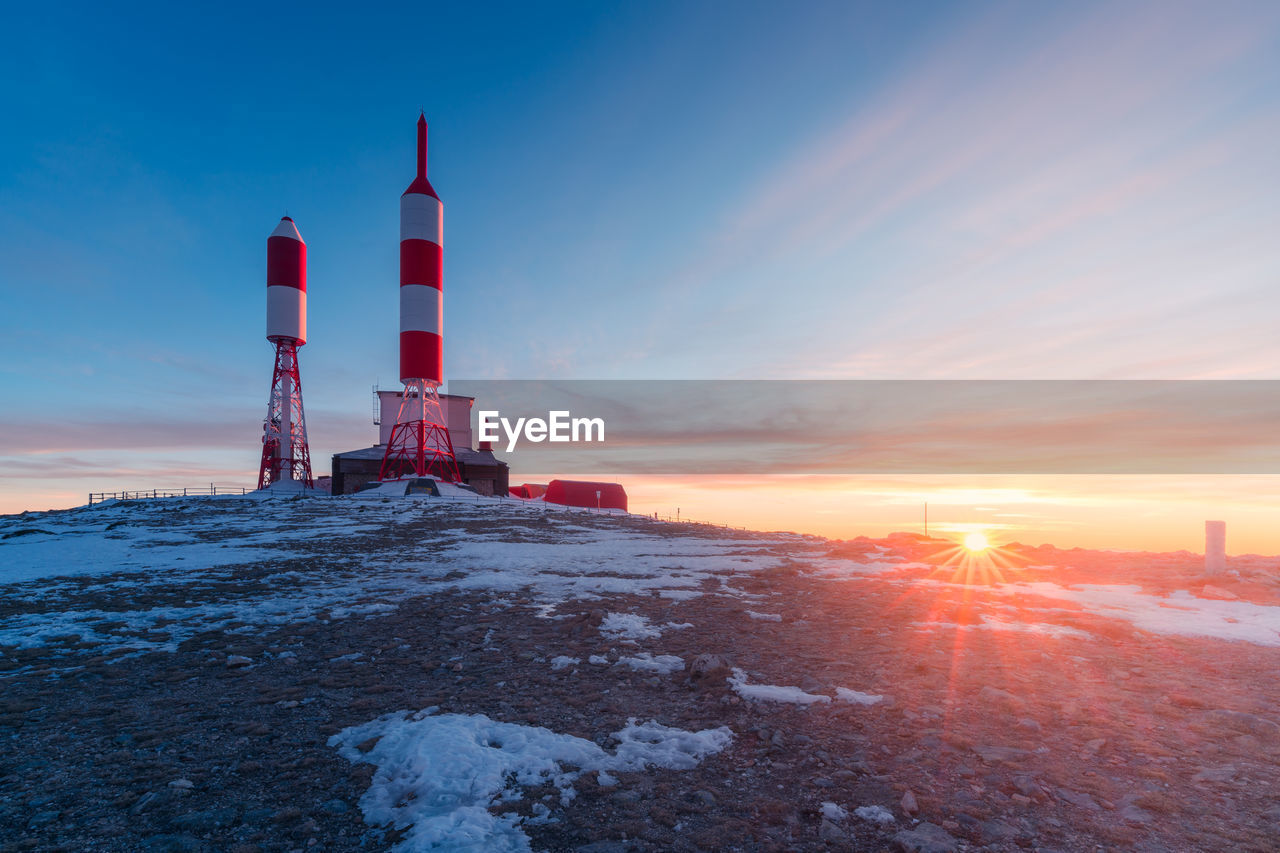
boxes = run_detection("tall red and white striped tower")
[258,216,314,489]
[379,114,460,482]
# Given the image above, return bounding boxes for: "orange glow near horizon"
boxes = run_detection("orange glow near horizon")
[8,469,1280,556]
[606,473,1280,555]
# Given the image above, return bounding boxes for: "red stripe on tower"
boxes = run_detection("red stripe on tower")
[400,330,442,382]
[399,240,441,286]
[399,114,443,385]
[266,217,306,291]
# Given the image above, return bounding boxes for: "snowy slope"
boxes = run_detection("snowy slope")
[6,493,1280,849]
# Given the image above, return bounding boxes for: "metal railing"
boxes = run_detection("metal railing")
[644,513,749,531]
[83,482,747,530]
[507,495,748,531]
[87,484,250,505]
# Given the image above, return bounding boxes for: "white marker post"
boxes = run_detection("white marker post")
[1205,520,1226,576]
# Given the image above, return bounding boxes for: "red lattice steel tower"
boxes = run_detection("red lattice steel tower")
[258,216,314,489]
[380,114,460,482]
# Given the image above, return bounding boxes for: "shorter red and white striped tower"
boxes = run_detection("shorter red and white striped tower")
[258,216,314,489]
[380,114,460,482]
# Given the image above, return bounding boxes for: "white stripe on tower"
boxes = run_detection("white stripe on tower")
[400,194,443,245]
[267,287,308,343]
[400,285,441,332]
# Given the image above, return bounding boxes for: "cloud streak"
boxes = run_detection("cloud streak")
[651,1,1280,379]
[454,379,1280,475]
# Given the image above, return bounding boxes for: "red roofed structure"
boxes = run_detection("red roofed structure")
[544,480,627,511]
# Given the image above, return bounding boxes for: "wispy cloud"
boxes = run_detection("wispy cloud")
[0,410,369,455]
[458,379,1280,475]
[652,1,1280,379]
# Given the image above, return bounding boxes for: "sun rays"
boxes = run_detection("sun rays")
[927,529,1023,586]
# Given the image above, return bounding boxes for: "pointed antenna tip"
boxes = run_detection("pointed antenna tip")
[415,112,428,179]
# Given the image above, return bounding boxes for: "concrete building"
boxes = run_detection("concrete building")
[1205,520,1226,576]
[330,391,508,496]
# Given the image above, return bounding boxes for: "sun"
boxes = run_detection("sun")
[964,532,989,552]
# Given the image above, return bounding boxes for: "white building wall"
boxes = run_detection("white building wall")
[1205,520,1227,576]
[377,390,473,451]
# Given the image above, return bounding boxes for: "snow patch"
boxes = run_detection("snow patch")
[855,804,896,825]
[912,613,1091,640]
[746,610,782,622]
[997,582,1280,646]
[835,687,885,706]
[599,612,661,641]
[616,653,685,675]
[728,668,831,705]
[329,711,732,852]
[330,602,398,619]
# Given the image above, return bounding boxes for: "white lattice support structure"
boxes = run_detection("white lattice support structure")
[259,340,314,489]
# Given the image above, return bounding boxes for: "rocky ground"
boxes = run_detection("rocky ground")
[2,496,1279,852]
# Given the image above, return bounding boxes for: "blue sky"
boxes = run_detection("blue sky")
[3,1,1280,538]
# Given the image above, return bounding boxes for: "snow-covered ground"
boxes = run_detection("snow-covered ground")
[6,492,1280,849]
[994,581,1280,646]
[6,492,1280,664]
[0,495,790,659]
